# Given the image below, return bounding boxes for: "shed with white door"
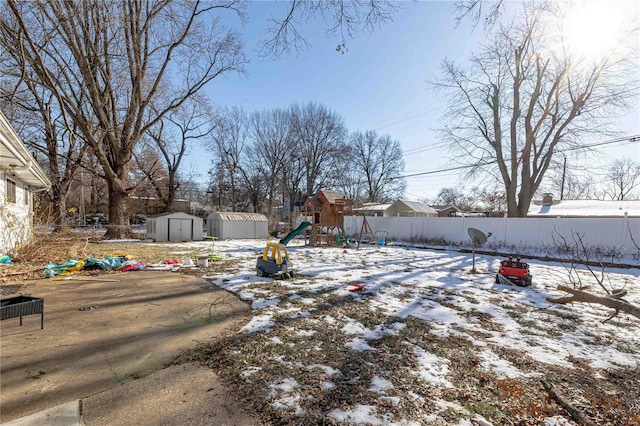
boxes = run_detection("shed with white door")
[146,212,203,242]
[207,212,268,240]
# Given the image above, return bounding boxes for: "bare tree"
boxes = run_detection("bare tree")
[477,187,507,214]
[333,165,366,207]
[1,0,247,238]
[349,130,405,202]
[433,186,476,211]
[0,84,88,232]
[541,159,595,201]
[289,102,348,196]
[260,1,399,58]
[603,158,640,200]
[453,0,504,29]
[212,106,249,211]
[434,2,639,217]
[139,96,217,211]
[280,144,306,222]
[248,108,292,215]
[130,141,170,213]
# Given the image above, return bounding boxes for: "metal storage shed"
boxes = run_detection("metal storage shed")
[207,212,268,240]
[146,212,203,242]
[384,200,438,217]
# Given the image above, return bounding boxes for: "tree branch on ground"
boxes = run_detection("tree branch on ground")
[541,380,597,426]
[548,229,639,322]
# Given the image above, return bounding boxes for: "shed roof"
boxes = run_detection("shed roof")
[353,203,392,212]
[527,199,640,217]
[147,211,201,219]
[390,200,438,214]
[210,212,268,222]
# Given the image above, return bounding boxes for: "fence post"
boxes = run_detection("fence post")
[503,213,508,247]
[622,212,629,252]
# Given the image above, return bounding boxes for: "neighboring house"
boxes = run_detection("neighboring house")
[0,111,51,254]
[384,200,438,217]
[353,203,391,217]
[431,205,463,217]
[528,193,640,218]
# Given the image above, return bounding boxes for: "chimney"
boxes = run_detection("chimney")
[542,193,553,206]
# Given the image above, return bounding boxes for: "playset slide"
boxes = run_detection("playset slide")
[279,221,311,246]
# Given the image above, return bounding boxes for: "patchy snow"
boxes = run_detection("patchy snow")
[369,376,394,392]
[321,381,336,390]
[240,366,262,378]
[410,344,454,388]
[164,239,640,424]
[543,416,577,425]
[346,337,376,351]
[478,348,524,379]
[240,314,275,333]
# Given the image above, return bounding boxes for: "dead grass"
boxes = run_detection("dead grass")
[1,233,234,285]
[5,233,640,424]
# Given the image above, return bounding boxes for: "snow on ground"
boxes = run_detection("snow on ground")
[166,239,640,424]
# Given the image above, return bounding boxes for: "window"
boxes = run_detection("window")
[6,178,16,203]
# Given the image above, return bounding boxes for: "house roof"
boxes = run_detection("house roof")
[209,212,268,222]
[432,205,462,214]
[353,203,392,212]
[527,199,640,217]
[0,111,51,190]
[391,200,438,214]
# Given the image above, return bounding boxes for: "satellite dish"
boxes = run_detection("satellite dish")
[468,228,489,246]
[467,228,492,273]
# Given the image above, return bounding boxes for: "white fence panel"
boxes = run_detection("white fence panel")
[344,215,640,256]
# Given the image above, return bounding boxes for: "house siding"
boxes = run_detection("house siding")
[1,173,33,253]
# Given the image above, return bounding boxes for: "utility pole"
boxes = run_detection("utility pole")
[80,169,86,226]
[560,156,567,200]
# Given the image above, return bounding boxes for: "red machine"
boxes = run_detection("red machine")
[495,257,532,287]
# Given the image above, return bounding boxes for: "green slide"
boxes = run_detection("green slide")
[279,221,311,246]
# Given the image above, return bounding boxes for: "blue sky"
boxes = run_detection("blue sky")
[187,1,640,201]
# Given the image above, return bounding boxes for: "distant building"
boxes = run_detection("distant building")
[384,200,438,217]
[353,203,391,217]
[431,205,462,217]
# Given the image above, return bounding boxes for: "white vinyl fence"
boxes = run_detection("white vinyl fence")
[345,215,640,256]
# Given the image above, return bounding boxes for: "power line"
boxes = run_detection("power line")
[403,141,446,156]
[394,135,639,181]
[557,135,639,152]
[374,106,441,132]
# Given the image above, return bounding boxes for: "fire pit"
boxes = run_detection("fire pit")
[1,296,44,329]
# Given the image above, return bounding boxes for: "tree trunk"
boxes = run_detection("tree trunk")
[51,186,68,233]
[506,182,519,217]
[105,177,131,239]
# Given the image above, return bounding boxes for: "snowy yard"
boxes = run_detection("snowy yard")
[168,239,639,425]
